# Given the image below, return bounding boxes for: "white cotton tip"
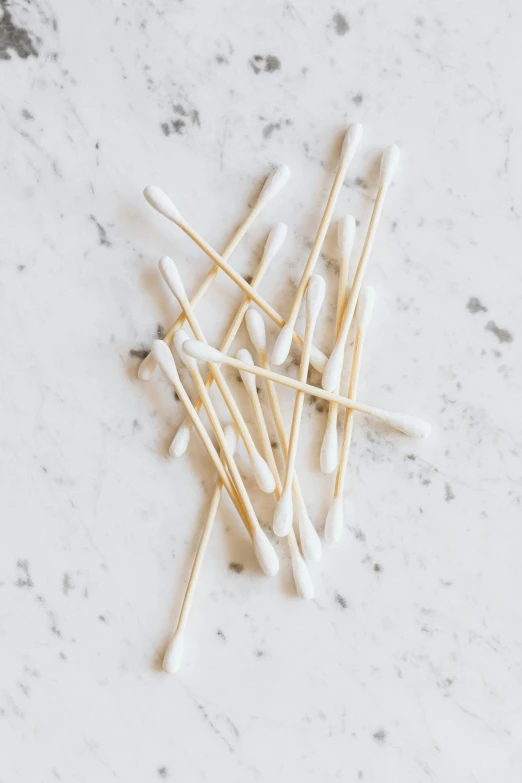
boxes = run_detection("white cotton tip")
[245,308,267,354]
[306,274,326,325]
[320,419,339,474]
[159,256,187,304]
[296,503,322,562]
[340,122,363,167]
[263,222,288,264]
[256,164,291,207]
[291,552,315,600]
[183,340,224,365]
[236,349,257,395]
[169,421,191,458]
[271,324,293,366]
[143,185,184,226]
[322,343,344,392]
[251,452,276,494]
[324,496,344,543]
[379,144,401,189]
[223,422,239,454]
[173,329,197,372]
[273,487,293,537]
[253,528,279,576]
[152,340,180,386]
[383,412,432,439]
[356,286,376,332]
[162,630,184,674]
[138,351,156,381]
[309,344,328,373]
[338,215,356,259]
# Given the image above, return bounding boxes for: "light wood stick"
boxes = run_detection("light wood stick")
[170,223,287,457]
[138,165,290,381]
[322,145,400,392]
[183,337,431,439]
[320,215,356,474]
[273,276,326,536]
[271,124,362,366]
[162,425,238,673]
[143,187,328,373]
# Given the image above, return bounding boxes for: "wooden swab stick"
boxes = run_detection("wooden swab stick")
[173,331,278,576]
[320,215,356,474]
[170,223,287,458]
[138,164,290,381]
[159,256,276,494]
[237,349,314,599]
[325,288,374,543]
[245,308,322,562]
[143,187,328,373]
[322,145,400,392]
[273,275,326,537]
[163,424,239,673]
[183,338,432,439]
[271,124,362,366]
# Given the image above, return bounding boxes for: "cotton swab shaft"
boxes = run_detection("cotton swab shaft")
[246,308,322,562]
[271,124,362,366]
[143,188,328,373]
[322,145,400,393]
[163,424,238,674]
[320,215,355,474]
[170,223,287,457]
[183,338,431,439]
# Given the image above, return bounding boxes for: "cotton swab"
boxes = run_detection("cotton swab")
[271,124,362,366]
[325,287,374,542]
[170,222,287,458]
[152,339,278,576]
[237,349,314,599]
[320,215,356,474]
[183,338,431,439]
[245,308,322,562]
[163,423,238,674]
[159,256,276,494]
[138,165,290,381]
[143,187,328,373]
[173,331,279,576]
[322,145,400,392]
[273,275,326,537]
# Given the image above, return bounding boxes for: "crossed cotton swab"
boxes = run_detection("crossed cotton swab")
[237,349,314,599]
[170,222,287,458]
[143,186,328,373]
[163,423,239,674]
[325,287,374,543]
[245,308,322,562]
[159,256,276,494]
[152,339,278,576]
[322,145,400,392]
[271,123,362,366]
[138,164,290,381]
[182,339,431,439]
[273,275,326,537]
[320,215,356,474]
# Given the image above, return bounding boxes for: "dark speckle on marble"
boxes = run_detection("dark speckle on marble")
[0,1,39,60]
[229,562,244,574]
[373,563,382,573]
[62,573,73,595]
[445,483,455,502]
[263,122,281,139]
[355,176,368,189]
[21,108,34,120]
[15,560,33,589]
[373,728,387,744]
[98,614,106,623]
[405,454,416,461]
[18,264,26,272]
[249,54,281,74]
[485,321,513,343]
[255,649,266,657]
[216,629,226,641]
[332,12,349,36]
[352,92,363,105]
[129,348,149,359]
[157,324,165,339]
[157,767,169,778]
[335,592,348,609]
[467,297,487,314]
[89,215,111,247]
[216,54,228,64]
[353,528,366,542]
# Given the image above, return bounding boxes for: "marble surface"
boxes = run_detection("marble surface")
[1,0,521,780]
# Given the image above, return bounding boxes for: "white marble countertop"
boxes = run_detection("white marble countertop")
[1,1,521,780]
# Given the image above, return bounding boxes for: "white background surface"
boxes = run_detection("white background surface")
[1,1,521,780]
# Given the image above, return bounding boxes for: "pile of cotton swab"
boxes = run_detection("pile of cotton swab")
[135,125,431,673]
